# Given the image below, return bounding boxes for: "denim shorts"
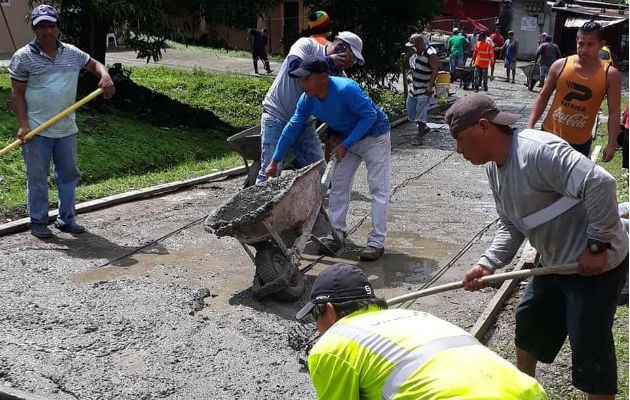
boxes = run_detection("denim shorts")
[515,254,629,394]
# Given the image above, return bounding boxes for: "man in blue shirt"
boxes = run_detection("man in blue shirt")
[265,56,391,261]
[8,4,115,238]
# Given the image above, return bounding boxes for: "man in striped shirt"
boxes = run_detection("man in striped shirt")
[8,4,115,239]
[405,33,438,140]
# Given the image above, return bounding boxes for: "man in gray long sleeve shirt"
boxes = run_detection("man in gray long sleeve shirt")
[445,93,628,400]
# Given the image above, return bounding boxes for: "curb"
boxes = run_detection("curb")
[0,165,246,237]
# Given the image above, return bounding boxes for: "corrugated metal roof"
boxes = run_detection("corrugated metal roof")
[565,15,628,27]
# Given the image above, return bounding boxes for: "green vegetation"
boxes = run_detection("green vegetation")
[0,66,406,220]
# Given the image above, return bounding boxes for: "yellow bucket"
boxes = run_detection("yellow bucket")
[436,71,450,84]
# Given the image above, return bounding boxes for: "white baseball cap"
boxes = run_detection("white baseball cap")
[335,31,365,66]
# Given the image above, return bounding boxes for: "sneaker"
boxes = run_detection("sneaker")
[55,221,86,234]
[360,246,385,261]
[30,224,52,239]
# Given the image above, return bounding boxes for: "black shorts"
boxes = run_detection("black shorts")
[252,49,268,60]
[515,254,629,395]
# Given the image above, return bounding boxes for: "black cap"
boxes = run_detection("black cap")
[289,55,330,78]
[295,263,375,321]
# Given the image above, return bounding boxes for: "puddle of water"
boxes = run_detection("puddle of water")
[304,229,457,300]
[73,239,255,307]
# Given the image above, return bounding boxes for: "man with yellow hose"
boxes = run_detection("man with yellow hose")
[296,263,547,399]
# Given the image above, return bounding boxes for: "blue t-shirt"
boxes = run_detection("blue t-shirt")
[8,40,91,138]
[272,76,390,162]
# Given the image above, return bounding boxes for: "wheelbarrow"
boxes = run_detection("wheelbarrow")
[204,157,341,301]
[521,62,541,91]
[455,66,474,90]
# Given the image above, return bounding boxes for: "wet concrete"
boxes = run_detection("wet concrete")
[0,68,601,399]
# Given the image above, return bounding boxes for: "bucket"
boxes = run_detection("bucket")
[435,83,449,104]
[436,71,450,84]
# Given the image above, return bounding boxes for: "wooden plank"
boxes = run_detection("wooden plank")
[0,165,246,237]
[469,242,538,341]
[590,144,602,162]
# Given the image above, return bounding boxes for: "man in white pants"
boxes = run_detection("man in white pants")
[265,56,391,261]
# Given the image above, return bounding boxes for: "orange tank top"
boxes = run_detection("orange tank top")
[542,55,608,145]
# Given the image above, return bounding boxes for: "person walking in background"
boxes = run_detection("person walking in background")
[405,33,438,140]
[447,28,467,82]
[471,31,494,92]
[502,31,519,83]
[307,11,332,46]
[490,26,504,80]
[535,36,561,87]
[466,28,479,65]
[248,27,272,74]
[527,21,621,160]
[8,4,115,239]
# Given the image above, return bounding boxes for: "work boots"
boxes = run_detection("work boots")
[264,60,273,74]
[253,60,260,75]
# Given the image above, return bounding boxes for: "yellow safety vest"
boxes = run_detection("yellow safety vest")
[308,306,547,400]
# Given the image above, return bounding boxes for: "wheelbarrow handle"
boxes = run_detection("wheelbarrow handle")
[321,154,339,192]
[386,263,578,307]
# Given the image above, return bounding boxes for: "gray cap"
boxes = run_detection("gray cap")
[405,33,426,47]
[445,93,520,137]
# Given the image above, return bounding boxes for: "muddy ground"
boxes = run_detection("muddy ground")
[0,71,626,399]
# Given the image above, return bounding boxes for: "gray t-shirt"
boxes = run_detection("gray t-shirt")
[262,37,327,122]
[479,129,628,272]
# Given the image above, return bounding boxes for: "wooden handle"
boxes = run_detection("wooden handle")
[0,88,104,158]
[386,263,578,306]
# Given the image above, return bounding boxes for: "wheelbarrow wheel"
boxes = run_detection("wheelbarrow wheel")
[255,243,287,284]
[272,268,305,302]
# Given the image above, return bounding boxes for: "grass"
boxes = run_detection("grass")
[0,65,406,220]
[166,40,283,61]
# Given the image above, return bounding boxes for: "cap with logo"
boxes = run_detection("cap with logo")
[295,263,375,321]
[31,4,59,26]
[445,93,520,137]
[335,31,365,66]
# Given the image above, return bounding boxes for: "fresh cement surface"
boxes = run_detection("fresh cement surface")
[0,69,624,399]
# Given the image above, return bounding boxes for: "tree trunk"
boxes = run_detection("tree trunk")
[78,10,109,63]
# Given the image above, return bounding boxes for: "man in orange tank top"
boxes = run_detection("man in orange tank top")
[527,21,621,161]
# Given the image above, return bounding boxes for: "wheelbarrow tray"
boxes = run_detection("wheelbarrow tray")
[205,162,322,244]
[227,125,261,161]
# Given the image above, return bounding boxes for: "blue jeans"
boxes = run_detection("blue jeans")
[22,134,80,226]
[473,67,488,89]
[449,54,464,77]
[257,112,324,183]
[406,94,430,125]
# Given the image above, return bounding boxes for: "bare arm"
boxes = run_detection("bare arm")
[84,59,115,99]
[11,80,30,141]
[602,66,622,162]
[527,58,564,129]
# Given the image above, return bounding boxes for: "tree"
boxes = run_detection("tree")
[303,0,443,88]
[28,0,282,64]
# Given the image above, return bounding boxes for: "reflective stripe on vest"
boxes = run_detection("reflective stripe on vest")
[521,196,581,230]
[329,322,481,400]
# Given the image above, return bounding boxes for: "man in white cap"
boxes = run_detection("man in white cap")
[8,4,115,238]
[405,33,438,140]
[257,31,364,183]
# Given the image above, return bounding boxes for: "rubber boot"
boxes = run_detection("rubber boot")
[253,60,259,74]
[417,122,426,144]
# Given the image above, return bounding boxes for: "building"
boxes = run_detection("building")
[500,0,556,60]
[0,0,32,56]
[428,0,502,33]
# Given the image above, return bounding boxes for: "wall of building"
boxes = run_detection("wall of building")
[1,0,34,55]
[506,0,555,60]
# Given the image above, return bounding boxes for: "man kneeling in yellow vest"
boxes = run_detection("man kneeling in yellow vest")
[296,263,547,400]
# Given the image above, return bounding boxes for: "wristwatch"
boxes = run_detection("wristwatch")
[587,239,611,254]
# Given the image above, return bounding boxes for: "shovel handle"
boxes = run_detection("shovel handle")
[386,263,578,306]
[0,88,104,158]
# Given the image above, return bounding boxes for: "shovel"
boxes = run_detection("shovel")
[386,263,578,307]
[0,88,104,158]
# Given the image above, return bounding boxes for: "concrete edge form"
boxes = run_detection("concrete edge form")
[469,242,537,340]
[0,165,246,237]
[0,386,75,400]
